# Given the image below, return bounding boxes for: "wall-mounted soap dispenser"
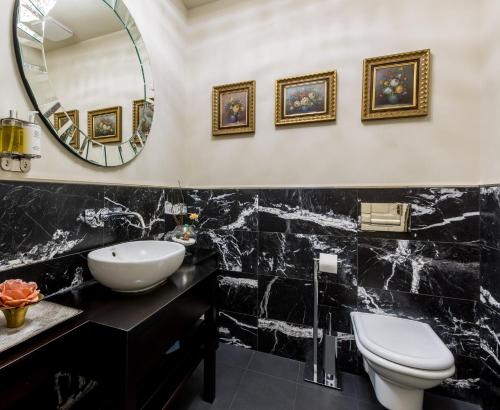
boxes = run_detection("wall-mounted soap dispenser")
[0,110,41,173]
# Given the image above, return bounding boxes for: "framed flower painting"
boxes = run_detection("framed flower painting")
[54,109,79,149]
[212,81,255,136]
[362,49,431,120]
[87,106,122,144]
[275,71,337,126]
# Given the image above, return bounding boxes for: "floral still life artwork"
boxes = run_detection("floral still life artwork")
[221,91,248,128]
[87,106,123,144]
[212,81,255,136]
[275,71,336,126]
[372,63,416,110]
[284,81,326,117]
[362,49,430,120]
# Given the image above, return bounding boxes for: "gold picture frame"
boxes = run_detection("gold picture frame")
[132,99,154,132]
[87,106,122,144]
[212,81,255,136]
[54,110,79,149]
[275,70,337,126]
[361,49,431,121]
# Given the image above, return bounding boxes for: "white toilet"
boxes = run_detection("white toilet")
[351,312,455,410]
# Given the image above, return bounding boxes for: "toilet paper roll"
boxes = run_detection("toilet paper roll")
[319,253,337,274]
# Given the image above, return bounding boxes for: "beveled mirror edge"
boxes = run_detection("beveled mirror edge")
[12,0,155,168]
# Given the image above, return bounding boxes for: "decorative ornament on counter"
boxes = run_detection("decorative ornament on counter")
[0,279,43,328]
[166,182,199,247]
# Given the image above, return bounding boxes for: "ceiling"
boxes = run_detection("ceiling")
[42,0,124,51]
[183,0,219,9]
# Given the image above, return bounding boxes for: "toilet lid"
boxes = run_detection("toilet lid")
[351,312,454,371]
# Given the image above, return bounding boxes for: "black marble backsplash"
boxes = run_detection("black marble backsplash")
[1,179,497,406]
[0,180,174,296]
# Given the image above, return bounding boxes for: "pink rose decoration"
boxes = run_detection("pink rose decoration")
[0,279,40,309]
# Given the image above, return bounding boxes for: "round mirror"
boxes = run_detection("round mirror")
[13,0,154,167]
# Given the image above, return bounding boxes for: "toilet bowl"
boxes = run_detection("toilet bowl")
[351,312,455,410]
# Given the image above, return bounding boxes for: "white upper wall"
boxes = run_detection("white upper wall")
[0,0,188,186]
[1,0,492,188]
[480,0,500,185]
[185,0,481,187]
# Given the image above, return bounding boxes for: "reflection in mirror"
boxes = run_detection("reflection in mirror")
[14,0,154,167]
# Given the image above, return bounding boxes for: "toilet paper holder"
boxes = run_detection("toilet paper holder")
[304,257,342,391]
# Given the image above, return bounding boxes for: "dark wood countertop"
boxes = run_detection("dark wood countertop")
[0,249,218,372]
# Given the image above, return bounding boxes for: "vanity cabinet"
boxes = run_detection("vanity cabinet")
[0,251,218,410]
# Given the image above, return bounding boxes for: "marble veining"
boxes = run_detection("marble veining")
[258,233,357,283]
[217,273,258,316]
[198,230,257,273]
[218,311,257,349]
[358,238,479,299]
[0,229,83,272]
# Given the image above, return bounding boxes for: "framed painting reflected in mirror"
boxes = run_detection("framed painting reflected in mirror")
[133,99,154,137]
[54,110,79,149]
[87,106,122,144]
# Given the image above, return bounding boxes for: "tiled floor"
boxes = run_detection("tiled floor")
[171,344,481,410]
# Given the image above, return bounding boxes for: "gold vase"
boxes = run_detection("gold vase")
[2,306,29,328]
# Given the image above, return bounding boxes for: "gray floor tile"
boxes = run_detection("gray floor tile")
[217,343,254,369]
[424,392,481,410]
[230,370,296,410]
[357,401,385,410]
[354,374,378,404]
[294,384,354,410]
[297,363,357,398]
[212,363,246,409]
[248,350,300,382]
[172,362,245,410]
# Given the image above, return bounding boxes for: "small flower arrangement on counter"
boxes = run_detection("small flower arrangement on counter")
[0,279,43,328]
[166,183,200,247]
[171,212,199,247]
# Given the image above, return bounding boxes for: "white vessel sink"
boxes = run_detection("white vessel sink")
[88,241,185,293]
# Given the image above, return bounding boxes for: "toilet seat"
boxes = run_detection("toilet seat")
[351,312,455,379]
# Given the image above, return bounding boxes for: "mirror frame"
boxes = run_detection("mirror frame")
[12,0,155,167]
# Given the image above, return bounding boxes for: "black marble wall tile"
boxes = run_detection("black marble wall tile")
[358,238,479,300]
[102,185,168,243]
[258,189,358,236]
[217,272,258,316]
[480,185,500,409]
[218,310,257,349]
[0,181,104,271]
[294,189,358,236]
[318,281,357,309]
[184,189,258,231]
[358,187,479,243]
[357,287,479,358]
[257,318,312,361]
[431,354,481,403]
[258,189,301,234]
[0,252,92,297]
[258,233,357,283]
[334,332,359,373]
[318,305,353,334]
[197,230,258,273]
[480,185,500,249]
[258,276,313,326]
[480,246,500,311]
[478,303,500,408]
